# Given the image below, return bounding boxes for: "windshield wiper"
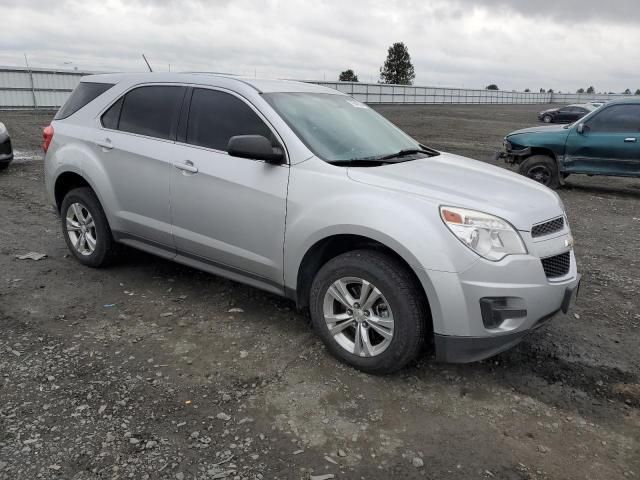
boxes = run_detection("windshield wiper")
[378,145,439,161]
[327,158,396,166]
[328,145,440,167]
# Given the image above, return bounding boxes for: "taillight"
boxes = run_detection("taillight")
[43,125,54,153]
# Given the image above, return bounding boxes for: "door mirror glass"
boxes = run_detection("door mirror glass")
[577,123,585,134]
[227,135,285,164]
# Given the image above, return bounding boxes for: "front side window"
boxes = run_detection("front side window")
[116,86,185,140]
[587,104,640,133]
[186,88,274,151]
[263,93,421,162]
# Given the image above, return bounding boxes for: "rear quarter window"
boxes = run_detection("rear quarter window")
[55,82,114,120]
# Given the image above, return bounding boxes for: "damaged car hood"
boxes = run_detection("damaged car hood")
[508,124,568,136]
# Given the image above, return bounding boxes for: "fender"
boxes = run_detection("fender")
[283,159,480,293]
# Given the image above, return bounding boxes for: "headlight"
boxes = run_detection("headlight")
[440,206,527,261]
[0,122,6,136]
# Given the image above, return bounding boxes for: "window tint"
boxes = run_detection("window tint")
[118,86,185,140]
[186,88,274,151]
[587,104,640,133]
[101,97,123,129]
[55,82,114,120]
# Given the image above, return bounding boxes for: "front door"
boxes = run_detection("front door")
[170,87,289,291]
[564,103,640,176]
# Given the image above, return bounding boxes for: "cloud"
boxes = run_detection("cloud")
[451,0,640,25]
[0,0,638,92]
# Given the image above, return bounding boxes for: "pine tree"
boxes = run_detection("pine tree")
[379,42,415,85]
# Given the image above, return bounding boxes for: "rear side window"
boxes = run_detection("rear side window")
[587,104,640,133]
[186,88,274,151]
[55,82,114,120]
[117,86,185,140]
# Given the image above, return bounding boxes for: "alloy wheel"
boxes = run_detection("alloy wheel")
[322,277,395,357]
[66,202,97,256]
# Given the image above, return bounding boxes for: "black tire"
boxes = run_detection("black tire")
[309,249,428,374]
[543,115,552,123]
[0,162,9,171]
[519,155,560,189]
[60,187,120,267]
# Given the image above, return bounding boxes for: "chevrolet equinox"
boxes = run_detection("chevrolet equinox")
[43,73,580,373]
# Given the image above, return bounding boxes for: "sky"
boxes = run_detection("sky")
[1,0,638,92]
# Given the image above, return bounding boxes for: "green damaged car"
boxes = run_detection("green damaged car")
[497,98,640,189]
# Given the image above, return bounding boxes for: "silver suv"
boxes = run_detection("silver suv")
[44,73,580,373]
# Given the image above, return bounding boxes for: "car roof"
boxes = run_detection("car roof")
[80,72,344,95]
[601,97,640,106]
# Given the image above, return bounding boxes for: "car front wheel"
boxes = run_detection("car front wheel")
[543,115,552,123]
[309,250,428,374]
[519,155,560,189]
[60,187,120,267]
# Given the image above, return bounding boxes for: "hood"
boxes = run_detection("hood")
[539,107,558,114]
[347,152,563,231]
[507,124,568,136]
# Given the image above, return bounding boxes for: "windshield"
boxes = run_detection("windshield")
[263,93,423,162]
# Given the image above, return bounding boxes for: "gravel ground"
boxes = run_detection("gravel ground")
[0,105,638,480]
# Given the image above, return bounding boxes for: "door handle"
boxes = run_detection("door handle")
[175,160,198,174]
[624,137,637,143]
[96,139,113,150]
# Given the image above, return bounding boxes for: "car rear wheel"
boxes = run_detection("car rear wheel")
[60,187,120,267]
[519,155,560,189]
[543,115,552,123]
[309,250,428,374]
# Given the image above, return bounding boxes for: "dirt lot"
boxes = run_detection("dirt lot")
[0,105,638,480]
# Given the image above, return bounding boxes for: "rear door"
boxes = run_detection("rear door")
[97,85,186,248]
[170,87,289,290]
[564,103,640,176]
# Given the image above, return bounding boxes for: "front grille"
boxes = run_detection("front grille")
[541,252,571,279]
[532,217,564,238]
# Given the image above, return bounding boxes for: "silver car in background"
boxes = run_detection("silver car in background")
[43,73,580,373]
[0,121,13,170]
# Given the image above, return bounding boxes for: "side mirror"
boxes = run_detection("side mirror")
[577,123,585,134]
[227,135,285,164]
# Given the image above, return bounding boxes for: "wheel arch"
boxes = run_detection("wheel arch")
[54,171,93,211]
[293,233,433,332]
[527,147,557,162]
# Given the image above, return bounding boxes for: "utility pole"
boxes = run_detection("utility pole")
[24,53,38,109]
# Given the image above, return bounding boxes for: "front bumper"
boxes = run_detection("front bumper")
[414,225,580,363]
[494,145,530,164]
[434,273,581,363]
